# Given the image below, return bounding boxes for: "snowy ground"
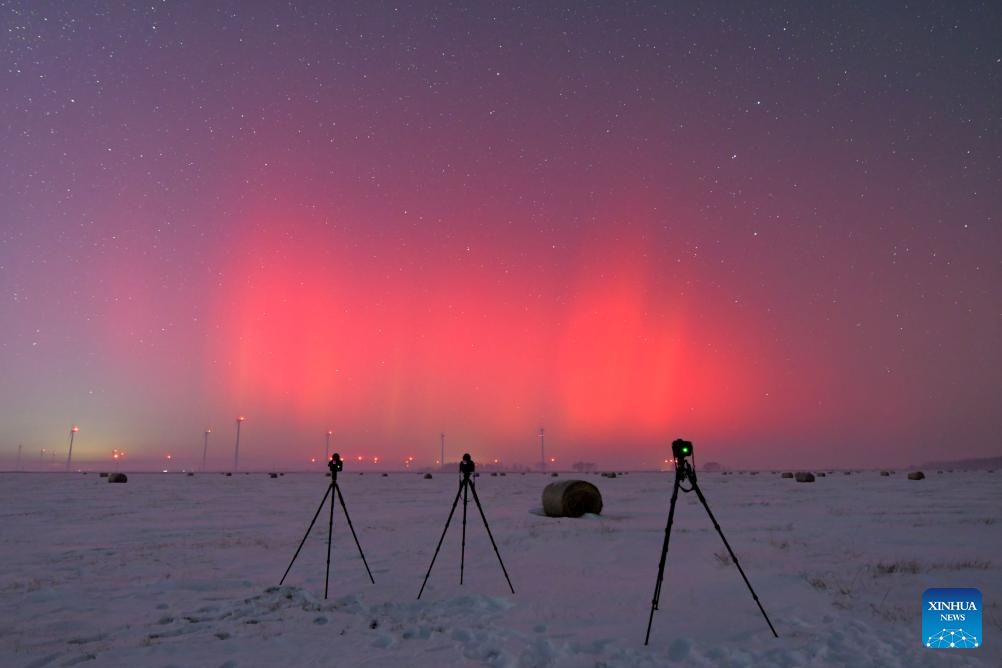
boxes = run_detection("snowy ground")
[1,469,998,667]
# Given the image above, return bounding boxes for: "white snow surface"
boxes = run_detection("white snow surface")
[1,470,998,667]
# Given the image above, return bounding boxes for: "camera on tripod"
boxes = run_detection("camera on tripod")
[459,453,475,476]
[671,439,693,461]
[329,453,343,473]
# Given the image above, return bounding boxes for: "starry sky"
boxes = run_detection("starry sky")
[2,1,1000,471]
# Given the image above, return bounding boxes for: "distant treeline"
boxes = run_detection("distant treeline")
[918,455,1002,470]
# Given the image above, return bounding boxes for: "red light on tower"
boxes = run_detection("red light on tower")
[71,425,79,433]
[237,416,246,422]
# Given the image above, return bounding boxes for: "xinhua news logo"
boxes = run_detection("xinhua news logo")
[923,588,981,648]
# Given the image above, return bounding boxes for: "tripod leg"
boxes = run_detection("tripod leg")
[460,481,468,584]
[280,483,334,586]
[335,483,375,584]
[645,473,682,645]
[468,482,515,594]
[691,482,779,638]
[417,481,465,599]
[325,479,336,599]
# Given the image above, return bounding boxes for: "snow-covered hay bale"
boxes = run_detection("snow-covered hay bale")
[107,473,128,483]
[780,472,794,479]
[542,480,603,518]
[907,471,925,480]
[795,472,815,483]
[424,473,433,479]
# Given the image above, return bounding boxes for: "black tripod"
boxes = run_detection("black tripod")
[280,453,374,598]
[645,439,778,645]
[418,453,515,599]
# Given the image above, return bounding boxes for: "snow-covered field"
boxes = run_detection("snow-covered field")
[1,469,998,667]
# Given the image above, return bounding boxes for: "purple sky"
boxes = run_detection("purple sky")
[1,2,1000,470]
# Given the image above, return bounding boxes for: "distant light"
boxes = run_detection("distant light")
[310,457,317,463]
[71,426,79,433]
[357,455,363,461]
[237,416,246,422]
[206,428,212,434]
[373,456,379,464]
[549,457,556,463]
[328,430,333,435]
[166,454,172,460]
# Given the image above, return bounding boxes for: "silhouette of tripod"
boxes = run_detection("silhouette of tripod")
[280,453,374,598]
[645,439,778,645]
[418,453,514,599]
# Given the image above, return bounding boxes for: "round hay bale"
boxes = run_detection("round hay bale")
[269,472,278,478]
[794,472,815,483]
[817,472,827,477]
[225,472,232,477]
[880,471,890,477]
[424,473,433,479]
[381,473,388,477]
[843,471,851,475]
[907,471,925,480]
[550,472,559,477]
[490,472,498,477]
[99,472,109,478]
[108,473,128,483]
[780,472,794,479]
[187,472,194,477]
[542,480,603,518]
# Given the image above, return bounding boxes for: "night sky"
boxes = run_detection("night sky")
[2,2,1000,470]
